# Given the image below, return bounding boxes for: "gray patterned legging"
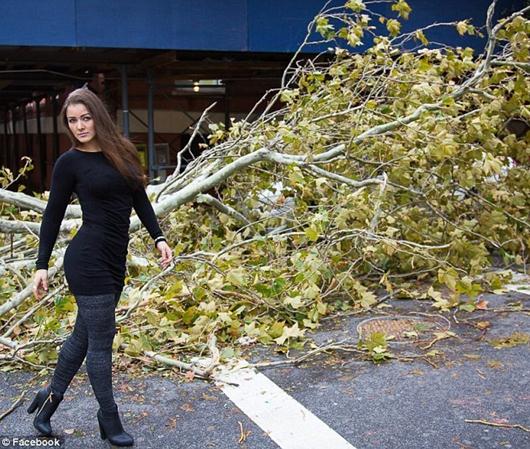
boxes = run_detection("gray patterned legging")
[50,291,121,413]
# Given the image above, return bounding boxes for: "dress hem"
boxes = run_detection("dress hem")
[68,287,123,297]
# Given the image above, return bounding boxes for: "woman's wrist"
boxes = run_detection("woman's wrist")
[154,235,167,247]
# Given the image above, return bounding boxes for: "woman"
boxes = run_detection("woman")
[28,87,173,447]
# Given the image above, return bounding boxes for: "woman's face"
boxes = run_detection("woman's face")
[66,103,97,148]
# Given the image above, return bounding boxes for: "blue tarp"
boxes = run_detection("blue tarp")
[0,0,523,53]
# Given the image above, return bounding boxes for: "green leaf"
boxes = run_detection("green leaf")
[165,280,183,298]
[182,306,199,325]
[459,302,476,312]
[305,225,320,242]
[316,16,334,38]
[220,347,236,360]
[268,321,285,339]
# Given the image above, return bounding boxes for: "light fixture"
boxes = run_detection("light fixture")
[171,79,225,96]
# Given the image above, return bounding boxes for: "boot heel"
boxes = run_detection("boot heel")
[97,407,134,446]
[27,394,40,414]
[98,418,107,440]
[29,386,63,437]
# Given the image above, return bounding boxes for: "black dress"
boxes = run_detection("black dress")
[36,147,164,296]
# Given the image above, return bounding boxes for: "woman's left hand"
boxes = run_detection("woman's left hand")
[156,241,173,269]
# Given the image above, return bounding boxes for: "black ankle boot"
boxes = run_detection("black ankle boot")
[27,385,64,436]
[97,405,134,447]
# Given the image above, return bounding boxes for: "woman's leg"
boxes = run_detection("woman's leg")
[49,289,122,396]
[75,293,118,413]
[50,307,89,395]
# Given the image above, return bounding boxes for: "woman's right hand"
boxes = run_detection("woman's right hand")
[33,269,49,300]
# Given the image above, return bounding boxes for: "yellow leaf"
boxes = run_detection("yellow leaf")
[346,0,365,12]
[227,268,247,287]
[456,21,468,36]
[386,19,401,36]
[274,322,305,345]
[415,30,429,46]
[391,0,412,20]
[284,295,303,309]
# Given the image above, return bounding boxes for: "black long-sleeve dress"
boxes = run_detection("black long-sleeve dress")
[36,147,164,296]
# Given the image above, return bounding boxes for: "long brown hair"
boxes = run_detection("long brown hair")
[60,87,146,190]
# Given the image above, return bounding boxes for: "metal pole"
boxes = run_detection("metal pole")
[120,65,130,137]
[6,108,13,170]
[13,107,18,171]
[2,110,8,168]
[147,69,155,182]
[22,103,33,191]
[52,94,60,160]
[35,97,45,189]
[224,81,230,131]
[22,103,29,155]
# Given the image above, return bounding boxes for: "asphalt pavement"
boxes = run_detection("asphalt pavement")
[0,287,528,449]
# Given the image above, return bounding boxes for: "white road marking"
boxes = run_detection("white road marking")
[502,271,530,296]
[214,361,357,449]
[505,283,530,295]
[208,270,528,448]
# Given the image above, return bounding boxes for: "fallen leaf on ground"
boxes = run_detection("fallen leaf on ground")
[476,298,489,310]
[180,403,194,412]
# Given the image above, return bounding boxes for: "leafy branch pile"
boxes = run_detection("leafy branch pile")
[0,0,528,373]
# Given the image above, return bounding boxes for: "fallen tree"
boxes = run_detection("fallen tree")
[0,0,528,374]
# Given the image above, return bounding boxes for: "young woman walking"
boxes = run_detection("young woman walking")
[28,87,173,447]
